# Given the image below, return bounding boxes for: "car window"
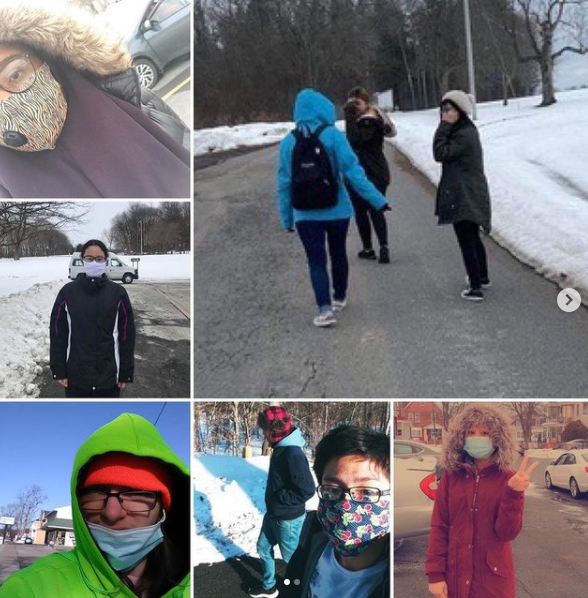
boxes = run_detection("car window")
[110,259,122,267]
[150,0,187,23]
[568,455,577,465]
[395,444,414,455]
[581,454,588,463]
[72,258,83,266]
[554,454,567,465]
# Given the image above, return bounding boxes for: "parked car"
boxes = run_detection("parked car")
[559,439,588,450]
[105,0,191,88]
[69,252,139,284]
[545,450,588,499]
[394,454,438,539]
[395,439,442,460]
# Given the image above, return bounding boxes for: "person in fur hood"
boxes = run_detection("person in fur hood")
[344,87,396,264]
[426,403,538,598]
[0,0,189,199]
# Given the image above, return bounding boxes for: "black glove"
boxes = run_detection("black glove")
[344,101,360,119]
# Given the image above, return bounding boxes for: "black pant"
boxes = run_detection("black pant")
[348,183,389,251]
[65,385,121,398]
[453,220,488,290]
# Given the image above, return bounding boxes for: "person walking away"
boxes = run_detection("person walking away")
[426,403,537,598]
[344,87,396,264]
[248,407,316,598]
[433,90,492,301]
[277,88,391,327]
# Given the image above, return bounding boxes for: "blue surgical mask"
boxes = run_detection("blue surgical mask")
[464,437,495,459]
[83,260,107,278]
[86,510,166,571]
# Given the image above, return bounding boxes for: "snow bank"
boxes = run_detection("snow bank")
[0,281,63,398]
[389,88,588,299]
[193,455,318,565]
[0,254,190,298]
[526,448,566,460]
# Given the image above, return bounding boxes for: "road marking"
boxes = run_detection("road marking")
[161,76,191,101]
[557,288,581,313]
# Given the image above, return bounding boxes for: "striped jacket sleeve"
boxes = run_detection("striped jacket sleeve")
[117,289,135,383]
[49,288,69,380]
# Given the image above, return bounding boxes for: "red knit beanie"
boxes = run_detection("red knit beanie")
[81,452,172,511]
[258,406,293,445]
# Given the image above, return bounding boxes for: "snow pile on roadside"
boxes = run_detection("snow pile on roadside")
[193,455,318,564]
[0,281,64,398]
[194,121,346,156]
[389,88,588,298]
[526,448,566,460]
[124,253,190,280]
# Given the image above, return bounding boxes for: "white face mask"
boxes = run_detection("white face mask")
[0,62,67,152]
[86,510,166,572]
[83,260,107,278]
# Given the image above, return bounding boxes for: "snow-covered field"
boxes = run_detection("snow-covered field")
[193,454,318,565]
[194,88,588,299]
[0,254,190,398]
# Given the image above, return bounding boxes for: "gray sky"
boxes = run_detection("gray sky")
[61,201,142,245]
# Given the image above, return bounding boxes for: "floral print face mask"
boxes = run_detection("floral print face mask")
[317,492,390,558]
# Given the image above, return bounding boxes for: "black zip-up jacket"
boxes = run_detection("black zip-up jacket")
[49,275,135,391]
[265,439,315,520]
[281,512,390,598]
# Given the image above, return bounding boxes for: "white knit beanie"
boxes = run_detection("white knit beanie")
[441,90,475,116]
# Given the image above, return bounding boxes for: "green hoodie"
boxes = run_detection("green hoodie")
[0,414,190,598]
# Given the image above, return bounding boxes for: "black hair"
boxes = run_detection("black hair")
[81,239,109,258]
[313,425,390,483]
[440,99,466,121]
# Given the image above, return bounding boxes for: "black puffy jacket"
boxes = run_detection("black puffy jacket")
[49,275,135,391]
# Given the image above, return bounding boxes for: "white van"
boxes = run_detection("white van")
[69,252,139,284]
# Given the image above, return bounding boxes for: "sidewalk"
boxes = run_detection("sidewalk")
[0,543,19,586]
[0,543,71,586]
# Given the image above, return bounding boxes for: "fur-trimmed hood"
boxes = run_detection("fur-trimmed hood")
[440,403,519,472]
[0,0,131,76]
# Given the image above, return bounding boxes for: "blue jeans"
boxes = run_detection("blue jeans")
[296,219,350,309]
[257,513,305,589]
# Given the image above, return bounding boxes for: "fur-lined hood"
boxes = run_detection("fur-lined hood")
[0,0,131,76]
[440,403,519,472]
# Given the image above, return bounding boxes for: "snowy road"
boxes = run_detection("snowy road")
[394,460,588,597]
[194,145,588,398]
[37,281,191,399]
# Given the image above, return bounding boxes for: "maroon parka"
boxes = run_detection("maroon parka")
[426,462,524,598]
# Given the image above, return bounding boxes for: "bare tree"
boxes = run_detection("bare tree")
[508,402,543,448]
[508,0,588,105]
[13,486,47,538]
[441,402,466,431]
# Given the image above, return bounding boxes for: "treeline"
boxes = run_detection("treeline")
[195,0,537,126]
[194,401,391,456]
[104,202,191,255]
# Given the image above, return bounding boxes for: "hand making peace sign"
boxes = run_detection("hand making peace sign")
[507,454,539,492]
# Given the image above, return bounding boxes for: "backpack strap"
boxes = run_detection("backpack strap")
[313,123,330,139]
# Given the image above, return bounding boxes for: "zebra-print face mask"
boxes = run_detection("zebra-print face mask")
[0,62,67,152]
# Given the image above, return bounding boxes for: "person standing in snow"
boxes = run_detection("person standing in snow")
[344,87,396,264]
[0,0,190,199]
[426,403,537,598]
[0,412,190,598]
[248,406,316,598]
[281,425,390,598]
[277,88,391,328]
[49,239,135,398]
[433,90,492,301]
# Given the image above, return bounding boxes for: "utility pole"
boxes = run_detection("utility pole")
[463,0,477,119]
[139,220,143,255]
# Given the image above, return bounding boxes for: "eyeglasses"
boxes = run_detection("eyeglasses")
[82,256,107,263]
[79,490,159,513]
[317,485,391,504]
[441,105,455,113]
[0,54,38,94]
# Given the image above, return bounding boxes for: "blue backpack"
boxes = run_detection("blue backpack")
[291,124,338,210]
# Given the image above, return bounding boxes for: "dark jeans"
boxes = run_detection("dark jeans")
[453,220,488,290]
[348,183,389,250]
[65,385,121,398]
[296,219,350,309]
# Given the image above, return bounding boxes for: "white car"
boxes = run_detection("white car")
[69,252,139,284]
[545,450,588,499]
[394,454,438,539]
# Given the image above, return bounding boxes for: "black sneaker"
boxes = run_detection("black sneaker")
[358,249,376,260]
[248,586,279,598]
[379,246,390,264]
[461,288,484,301]
[465,275,491,289]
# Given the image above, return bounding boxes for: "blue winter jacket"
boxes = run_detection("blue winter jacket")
[265,428,316,520]
[277,89,389,230]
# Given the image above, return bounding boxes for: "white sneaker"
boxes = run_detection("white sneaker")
[313,310,336,327]
[332,298,347,312]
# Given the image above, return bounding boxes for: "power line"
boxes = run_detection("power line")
[154,402,167,427]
